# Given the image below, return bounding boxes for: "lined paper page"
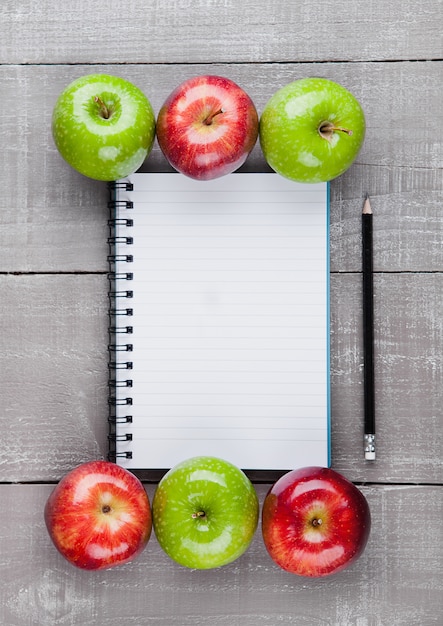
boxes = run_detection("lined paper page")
[112,173,330,471]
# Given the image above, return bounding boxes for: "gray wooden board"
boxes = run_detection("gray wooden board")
[1,0,442,623]
[0,62,441,273]
[0,275,109,482]
[330,273,443,483]
[1,0,441,64]
[0,484,441,626]
[1,273,441,484]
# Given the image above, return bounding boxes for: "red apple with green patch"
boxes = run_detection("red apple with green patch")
[44,460,152,570]
[262,466,371,577]
[156,75,259,180]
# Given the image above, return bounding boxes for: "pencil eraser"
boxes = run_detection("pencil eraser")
[365,450,376,461]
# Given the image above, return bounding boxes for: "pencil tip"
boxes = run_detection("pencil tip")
[362,195,372,215]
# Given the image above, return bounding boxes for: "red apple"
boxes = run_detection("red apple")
[262,466,371,577]
[156,75,259,180]
[44,460,152,570]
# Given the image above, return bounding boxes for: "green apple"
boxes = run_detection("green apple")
[260,77,365,183]
[152,456,259,569]
[52,74,155,181]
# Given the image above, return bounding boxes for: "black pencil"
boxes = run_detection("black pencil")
[362,196,376,460]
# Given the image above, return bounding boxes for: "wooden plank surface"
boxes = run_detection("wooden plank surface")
[1,272,441,484]
[331,273,443,483]
[1,0,442,623]
[0,275,109,482]
[0,62,441,273]
[1,0,441,64]
[1,483,441,626]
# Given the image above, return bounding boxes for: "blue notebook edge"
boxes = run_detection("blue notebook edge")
[326,181,332,468]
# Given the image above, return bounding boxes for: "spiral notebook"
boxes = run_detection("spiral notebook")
[108,172,330,481]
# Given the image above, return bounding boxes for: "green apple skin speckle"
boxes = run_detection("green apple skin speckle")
[152,456,259,569]
[52,74,156,181]
[259,77,365,184]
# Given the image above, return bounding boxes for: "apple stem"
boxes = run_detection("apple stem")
[312,518,322,527]
[94,96,111,120]
[319,121,353,141]
[192,511,206,519]
[203,108,224,126]
[102,505,112,514]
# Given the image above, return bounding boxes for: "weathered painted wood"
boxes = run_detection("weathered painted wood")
[0,0,441,620]
[1,273,441,484]
[0,483,441,626]
[1,0,441,64]
[330,273,443,484]
[0,62,441,273]
[0,274,109,482]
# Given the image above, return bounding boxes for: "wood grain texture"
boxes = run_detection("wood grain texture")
[0,275,109,482]
[330,273,443,483]
[1,0,441,620]
[1,0,441,64]
[1,484,441,626]
[0,62,441,272]
[1,273,441,483]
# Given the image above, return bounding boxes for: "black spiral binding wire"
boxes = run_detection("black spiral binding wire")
[107,181,134,461]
